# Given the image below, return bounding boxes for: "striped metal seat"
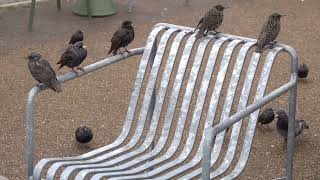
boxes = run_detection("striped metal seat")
[26,23,298,180]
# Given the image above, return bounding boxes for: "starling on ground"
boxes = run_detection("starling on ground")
[298,63,309,79]
[276,109,309,143]
[258,108,275,126]
[194,5,227,38]
[57,41,87,72]
[68,30,84,45]
[255,13,285,53]
[75,126,93,144]
[27,52,62,92]
[108,20,135,56]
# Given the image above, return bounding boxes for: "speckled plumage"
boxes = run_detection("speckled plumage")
[298,63,309,79]
[255,13,284,53]
[27,52,62,92]
[75,126,93,144]
[68,30,84,45]
[57,41,87,70]
[194,5,226,38]
[276,109,309,141]
[108,20,135,55]
[258,108,275,125]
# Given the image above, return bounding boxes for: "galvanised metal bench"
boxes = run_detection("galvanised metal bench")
[26,23,298,180]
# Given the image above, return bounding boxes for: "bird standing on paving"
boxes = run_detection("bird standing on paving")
[75,126,93,144]
[276,109,309,143]
[298,63,309,79]
[194,5,227,38]
[68,30,84,45]
[258,108,275,127]
[57,41,87,73]
[108,20,135,56]
[27,52,62,92]
[255,13,285,53]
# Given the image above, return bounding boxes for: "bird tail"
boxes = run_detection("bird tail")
[108,46,114,55]
[195,27,205,39]
[50,78,62,93]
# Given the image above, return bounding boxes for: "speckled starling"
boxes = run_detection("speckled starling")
[298,63,309,79]
[258,108,275,125]
[68,30,84,45]
[108,20,135,56]
[27,52,62,92]
[57,41,87,71]
[276,109,309,143]
[194,5,227,38]
[75,126,93,144]
[255,13,285,53]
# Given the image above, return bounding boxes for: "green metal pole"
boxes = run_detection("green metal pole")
[57,0,61,11]
[28,0,36,32]
[86,0,92,18]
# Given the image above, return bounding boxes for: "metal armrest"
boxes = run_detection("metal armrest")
[26,47,144,179]
[201,74,297,179]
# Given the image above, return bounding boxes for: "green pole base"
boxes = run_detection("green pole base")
[72,0,117,17]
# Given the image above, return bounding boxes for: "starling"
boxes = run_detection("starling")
[276,109,309,143]
[298,63,309,79]
[68,30,84,45]
[27,52,62,92]
[57,41,87,72]
[75,126,93,144]
[258,108,275,125]
[194,5,227,38]
[255,13,285,53]
[108,20,135,56]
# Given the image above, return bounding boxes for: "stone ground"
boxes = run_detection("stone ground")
[0,0,320,179]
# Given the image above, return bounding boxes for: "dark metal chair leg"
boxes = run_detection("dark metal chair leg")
[57,0,61,11]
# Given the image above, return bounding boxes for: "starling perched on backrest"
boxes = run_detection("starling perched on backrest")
[276,109,309,143]
[258,108,275,125]
[255,13,285,53]
[298,63,309,79]
[68,30,84,45]
[194,5,227,38]
[57,41,87,72]
[75,126,93,144]
[27,52,62,92]
[108,20,135,56]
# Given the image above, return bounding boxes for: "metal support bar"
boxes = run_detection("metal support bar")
[86,0,92,18]
[57,0,61,11]
[28,0,36,32]
[202,77,296,180]
[26,48,144,180]
[128,0,133,13]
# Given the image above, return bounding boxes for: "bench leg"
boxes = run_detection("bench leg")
[28,0,36,32]
[57,0,61,11]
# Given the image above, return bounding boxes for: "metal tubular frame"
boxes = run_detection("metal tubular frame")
[27,23,298,180]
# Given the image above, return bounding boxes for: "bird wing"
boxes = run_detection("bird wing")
[58,47,74,64]
[29,59,56,83]
[195,16,204,31]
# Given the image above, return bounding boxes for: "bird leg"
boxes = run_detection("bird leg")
[123,47,132,55]
[72,68,80,76]
[76,66,85,72]
[270,41,278,49]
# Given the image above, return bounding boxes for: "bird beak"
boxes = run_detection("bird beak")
[281,14,287,17]
[132,25,136,28]
[83,46,87,48]
[224,6,230,9]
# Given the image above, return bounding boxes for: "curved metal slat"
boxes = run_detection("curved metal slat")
[105,37,227,180]
[46,28,178,180]
[222,47,283,180]
[175,41,256,180]
[71,30,188,180]
[32,25,165,180]
[91,34,211,180]
[113,39,241,180]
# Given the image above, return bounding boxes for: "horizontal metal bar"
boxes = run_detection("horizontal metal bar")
[202,77,296,180]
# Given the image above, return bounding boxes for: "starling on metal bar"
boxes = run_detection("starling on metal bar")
[194,5,227,38]
[276,109,309,143]
[68,30,84,45]
[255,13,285,53]
[75,126,93,144]
[298,63,309,79]
[27,52,62,92]
[108,20,135,56]
[57,41,87,72]
[258,108,275,126]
